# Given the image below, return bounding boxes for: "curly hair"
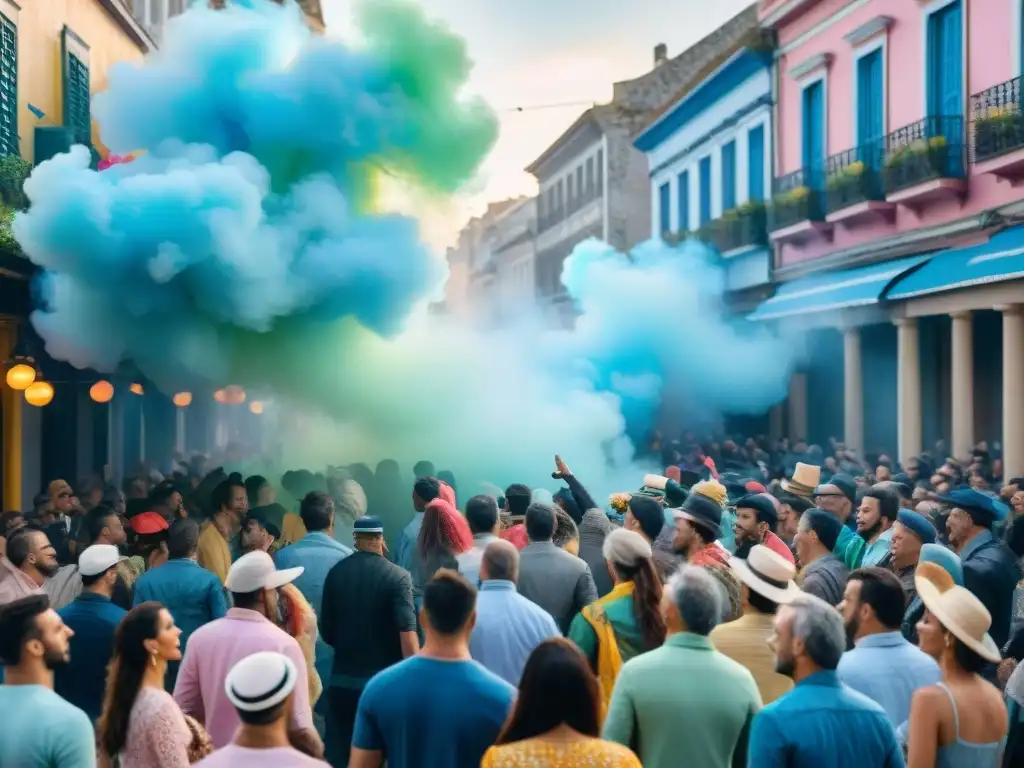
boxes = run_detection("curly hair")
[417,498,473,559]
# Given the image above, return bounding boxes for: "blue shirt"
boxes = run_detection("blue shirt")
[394,513,424,571]
[861,528,894,567]
[353,655,515,768]
[0,684,97,767]
[55,592,127,721]
[469,580,561,685]
[275,531,352,686]
[838,631,941,729]
[748,670,905,768]
[133,558,227,689]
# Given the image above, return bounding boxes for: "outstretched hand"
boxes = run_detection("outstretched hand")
[553,455,571,479]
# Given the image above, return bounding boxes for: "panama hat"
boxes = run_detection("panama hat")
[225,651,298,713]
[781,463,821,498]
[915,561,1001,663]
[728,544,802,605]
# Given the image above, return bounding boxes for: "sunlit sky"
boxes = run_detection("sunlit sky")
[322,0,754,249]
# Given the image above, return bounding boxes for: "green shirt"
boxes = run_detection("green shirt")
[603,632,761,768]
[835,525,866,569]
[568,582,644,669]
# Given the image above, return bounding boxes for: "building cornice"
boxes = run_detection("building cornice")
[844,15,894,47]
[99,0,157,53]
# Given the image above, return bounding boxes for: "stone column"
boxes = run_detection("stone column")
[950,310,974,459]
[843,327,864,454]
[1002,305,1024,479]
[0,319,21,512]
[769,402,784,442]
[896,317,922,466]
[788,372,808,442]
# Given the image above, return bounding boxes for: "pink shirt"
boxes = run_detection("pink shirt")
[196,745,328,767]
[122,687,190,768]
[173,608,314,748]
[763,531,796,564]
[0,557,44,607]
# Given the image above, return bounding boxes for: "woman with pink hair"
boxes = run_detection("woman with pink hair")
[411,488,473,610]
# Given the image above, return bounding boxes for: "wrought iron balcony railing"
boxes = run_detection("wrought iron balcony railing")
[882,115,964,194]
[768,168,824,232]
[972,76,1024,163]
[824,142,886,213]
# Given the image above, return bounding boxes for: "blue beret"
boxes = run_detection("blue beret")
[937,488,1009,522]
[896,509,936,544]
[354,515,384,534]
[919,543,964,586]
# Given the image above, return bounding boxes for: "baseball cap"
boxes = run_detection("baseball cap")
[130,511,169,535]
[225,551,303,593]
[225,651,298,713]
[78,544,120,577]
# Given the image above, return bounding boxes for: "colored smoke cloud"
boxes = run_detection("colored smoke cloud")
[15,0,795,496]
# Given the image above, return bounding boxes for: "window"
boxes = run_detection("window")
[658,182,671,236]
[721,140,736,212]
[677,170,690,233]
[567,174,574,208]
[556,180,563,212]
[698,156,712,227]
[748,126,765,202]
[927,1,962,117]
[856,47,884,148]
[576,166,584,200]
[586,158,594,192]
[62,28,92,147]
[802,79,825,184]
[0,13,17,158]
[596,149,604,191]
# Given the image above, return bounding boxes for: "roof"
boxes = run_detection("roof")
[100,0,158,53]
[524,104,622,177]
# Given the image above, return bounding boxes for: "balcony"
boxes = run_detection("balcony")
[972,76,1024,183]
[823,143,894,227]
[883,116,966,209]
[768,168,832,245]
[699,202,768,255]
[537,184,602,234]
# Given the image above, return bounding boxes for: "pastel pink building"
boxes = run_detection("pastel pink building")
[753,0,1024,476]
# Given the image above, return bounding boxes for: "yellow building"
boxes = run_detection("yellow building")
[1,0,152,511]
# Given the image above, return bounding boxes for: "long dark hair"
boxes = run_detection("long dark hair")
[614,557,667,650]
[496,638,602,744]
[97,602,165,759]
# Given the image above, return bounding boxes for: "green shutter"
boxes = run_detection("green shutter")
[0,14,17,158]
[61,28,91,147]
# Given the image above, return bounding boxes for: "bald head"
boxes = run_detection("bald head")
[480,539,519,583]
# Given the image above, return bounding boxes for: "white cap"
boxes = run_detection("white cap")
[225,651,298,712]
[225,551,303,594]
[78,544,120,577]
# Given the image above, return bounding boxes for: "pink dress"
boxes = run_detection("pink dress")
[121,686,191,767]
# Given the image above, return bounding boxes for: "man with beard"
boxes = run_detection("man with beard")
[747,593,903,768]
[0,528,59,607]
[0,594,96,766]
[836,568,939,729]
[856,488,900,567]
[733,495,794,564]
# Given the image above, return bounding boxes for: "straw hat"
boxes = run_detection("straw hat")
[915,561,1001,663]
[728,544,802,605]
[781,463,821,498]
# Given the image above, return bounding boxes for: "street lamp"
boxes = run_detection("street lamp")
[24,380,54,407]
[6,363,35,390]
[90,380,114,403]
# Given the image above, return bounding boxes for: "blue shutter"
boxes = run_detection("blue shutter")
[748,126,765,202]
[928,2,962,117]
[699,156,712,226]
[658,182,671,236]
[802,81,825,188]
[677,171,690,232]
[856,48,884,145]
[0,13,17,158]
[721,140,736,212]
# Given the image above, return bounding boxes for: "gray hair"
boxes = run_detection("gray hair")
[786,592,845,670]
[666,565,724,636]
[481,540,519,582]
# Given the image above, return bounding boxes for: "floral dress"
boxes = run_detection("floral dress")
[482,737,641,768]
[120,686,191,767]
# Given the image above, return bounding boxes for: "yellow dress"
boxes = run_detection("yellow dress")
[481,737,641,767]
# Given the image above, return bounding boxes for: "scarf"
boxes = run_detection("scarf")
[691,542,730,571]
[581,581,635,718]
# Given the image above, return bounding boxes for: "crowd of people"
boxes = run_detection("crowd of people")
[0,435,1023,767]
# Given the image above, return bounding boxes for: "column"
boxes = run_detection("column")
[896,317,923,466]
[1002,305,1024,479]
[787,372,808,442]
[0,319,21,512]
[769,402,784,442]
[950,310,975,459]
[843,327,864,454]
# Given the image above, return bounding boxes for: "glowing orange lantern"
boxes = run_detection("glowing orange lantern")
[25,381,54,407]
[223,385,246,405]
[173,392,192,407]
[89,380,114,403]
[249,400,264,415]
[129,382,144,396]
[6,363,35,391]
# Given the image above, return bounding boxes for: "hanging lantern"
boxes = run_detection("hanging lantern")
[129,382,144,396]
[89,380,114,403]
[223,385,246,405]
[249,400,264,415]
[24,380,54,407]
[214,388,228,404]
[173,392,192,407]
[6,363,36,391]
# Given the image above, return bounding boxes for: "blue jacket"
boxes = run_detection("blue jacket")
[56,593,127,721]
[133,558,227,689]
[960,530,1020,650]
[276,531,352,685]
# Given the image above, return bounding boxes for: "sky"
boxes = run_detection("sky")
[321,0,755,250]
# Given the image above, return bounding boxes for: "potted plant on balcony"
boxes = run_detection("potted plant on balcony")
[883,136,950,193]
[769,185,816,232]
[974,105,1024,162]
[825,161,880,213]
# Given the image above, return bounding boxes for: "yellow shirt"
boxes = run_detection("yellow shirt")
[282,513,307,546]
[197,521,232,585]
[482,737,640,768]
[709,611,793,705]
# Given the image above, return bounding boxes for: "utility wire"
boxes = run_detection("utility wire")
[496,100,598,114]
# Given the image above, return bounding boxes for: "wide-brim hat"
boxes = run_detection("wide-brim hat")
[916,561,1001,663]
[728,544,802,605]
[781,462,821,498]
[673,493,722,540]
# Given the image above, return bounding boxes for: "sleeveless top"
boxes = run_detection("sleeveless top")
[934,681,1006,768]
